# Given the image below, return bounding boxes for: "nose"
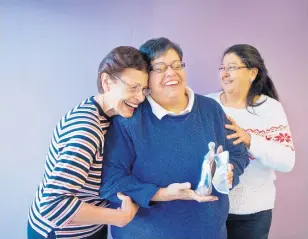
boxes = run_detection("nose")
[165,65,176,77]
[220,68,229,78]
[134,90,145,102]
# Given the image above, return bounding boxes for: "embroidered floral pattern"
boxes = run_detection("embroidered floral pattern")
[274,133,291,143]
[246,125,294,151]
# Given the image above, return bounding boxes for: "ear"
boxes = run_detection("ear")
[100,73,111,92]
[249,67,258,82]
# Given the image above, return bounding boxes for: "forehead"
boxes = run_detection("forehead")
[152,49,181,65]
[222,53,243,65]
[119,68,148,85]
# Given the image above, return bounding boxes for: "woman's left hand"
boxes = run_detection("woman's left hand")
[227,164,234,188]
[225,116,251,147]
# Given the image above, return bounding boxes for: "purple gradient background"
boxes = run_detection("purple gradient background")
[1,1,307,238]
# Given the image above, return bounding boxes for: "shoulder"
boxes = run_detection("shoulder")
[56,98,105,143]
[193,94,226,126]
[195,93,220,106]
[255,95,285,115]
[63,97,103,123]
[194,93,224,113]
[205,91,223,102]
[263,95,283,108]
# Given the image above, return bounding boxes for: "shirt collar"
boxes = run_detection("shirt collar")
[146,87,195,120]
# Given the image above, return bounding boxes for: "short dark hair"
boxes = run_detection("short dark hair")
[97,46,148,93]
[223,44,279,108]
[139,37,183,67]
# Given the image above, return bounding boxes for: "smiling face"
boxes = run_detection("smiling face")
[149,49,187,105]
[101,68,148,118]
[220,53,257,96]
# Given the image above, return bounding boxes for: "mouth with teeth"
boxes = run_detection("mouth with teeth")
[164,80,179,86]
[222,79,234,84]
[124,100,138,111]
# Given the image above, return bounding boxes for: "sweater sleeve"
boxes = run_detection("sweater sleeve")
[100,117,160,208]
[248,101,295,172]
[39,129,98,228]
[215,102,250,188]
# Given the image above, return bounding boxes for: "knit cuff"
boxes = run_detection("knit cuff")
[248,133,264,160]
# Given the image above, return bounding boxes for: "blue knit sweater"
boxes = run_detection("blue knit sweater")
[100,94,249,239]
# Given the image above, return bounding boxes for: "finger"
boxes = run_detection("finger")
[233,138,243,145]
[117,192,131,201]
[227,116,236,125]
[117,192,124,200]
[216,145,223,154]
[121,196,132,210]
[197,196,219,202]
[226,171,233,178]
[228,164,234,171]
[225,124,237,130]
[226,170,233,178]
[190,191,218,202]
[225,172,233,188]
[227,133,239,140]
[226,174,233,184]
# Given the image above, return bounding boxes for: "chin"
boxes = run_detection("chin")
[222,87,234,94]
[166,88,185,97]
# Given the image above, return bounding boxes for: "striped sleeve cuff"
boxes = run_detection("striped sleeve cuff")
[40,196,84,228]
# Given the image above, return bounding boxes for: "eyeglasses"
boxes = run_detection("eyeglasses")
[218,64,248,73]
[111,74,151,96]
[150,60,185,73]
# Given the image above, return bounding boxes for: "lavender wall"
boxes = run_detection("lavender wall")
[1,1,307,238]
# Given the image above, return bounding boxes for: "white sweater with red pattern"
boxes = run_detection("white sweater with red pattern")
[207,92,295,215]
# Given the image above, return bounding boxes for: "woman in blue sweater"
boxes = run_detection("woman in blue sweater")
[100,38,250,239]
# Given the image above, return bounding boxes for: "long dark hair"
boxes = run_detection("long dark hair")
[223,44,279,108]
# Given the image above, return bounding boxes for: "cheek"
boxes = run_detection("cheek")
[177,71,186,81]
[149,75,162,89]
[110,87,127,104]
[236,73,250,85]
[123,92,136,101]
[118,90,134,101]
[219,72,225,80]
[228,72,242,85]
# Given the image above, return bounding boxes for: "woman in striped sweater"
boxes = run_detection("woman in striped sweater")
[27,46,151,239]
[208,44,295,239]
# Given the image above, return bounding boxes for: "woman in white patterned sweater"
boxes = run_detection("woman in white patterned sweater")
[207,44,295,239]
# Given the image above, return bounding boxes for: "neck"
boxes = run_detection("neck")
[94,93,116,117]
[222,91,248,109]
[158,93,188,113]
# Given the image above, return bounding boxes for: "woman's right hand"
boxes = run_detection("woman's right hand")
[116,192,139,227]
[225,116,251,147]
[166,183,219,202]
[151,183,218,202]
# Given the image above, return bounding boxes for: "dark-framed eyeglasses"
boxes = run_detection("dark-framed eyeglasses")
[150,60,186,73]
[111,74,151,96]
[218,64,248,73]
